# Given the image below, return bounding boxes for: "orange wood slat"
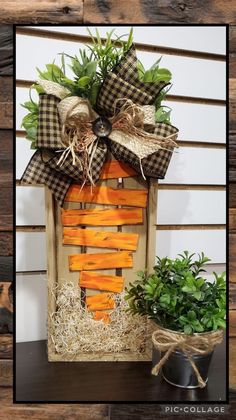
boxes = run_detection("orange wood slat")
[80,271,124,293]
[100,160,138,179]
[65,185,148,207]
[69,251,133,271]
[63,228,139,251]
[86,293,115,311]
[61,207,143,226]
[93,311,110,324]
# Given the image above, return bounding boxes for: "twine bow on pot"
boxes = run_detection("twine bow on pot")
[21,44,179,206]
[151,327,224,388]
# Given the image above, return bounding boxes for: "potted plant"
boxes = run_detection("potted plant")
[125,251,226,388]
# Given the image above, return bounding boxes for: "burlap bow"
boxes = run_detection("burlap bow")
[22,44,179,206]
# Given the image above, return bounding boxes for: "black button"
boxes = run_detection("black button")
[92,117,112,137]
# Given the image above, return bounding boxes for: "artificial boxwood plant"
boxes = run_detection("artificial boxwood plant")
[125,251,226,334]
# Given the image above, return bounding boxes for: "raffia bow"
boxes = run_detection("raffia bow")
[151,326,224,388]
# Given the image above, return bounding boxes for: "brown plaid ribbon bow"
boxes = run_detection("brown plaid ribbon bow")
[22,44,179,206]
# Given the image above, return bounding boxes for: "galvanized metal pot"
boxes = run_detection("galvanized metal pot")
[151,325,219,389]
[152,346,213,388]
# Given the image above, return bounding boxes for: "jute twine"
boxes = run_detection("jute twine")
[151,326,224,388]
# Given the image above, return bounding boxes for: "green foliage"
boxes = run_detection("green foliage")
[154,84,173,124]
[21,28,174,143]
[155,105,172,124]
[86,28,133,82]
[137,57,172,83]
[125,251,226,334]
[138,58,173,124]
[21,91,39,148]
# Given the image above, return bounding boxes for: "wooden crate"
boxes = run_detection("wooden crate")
[46,159,157,361]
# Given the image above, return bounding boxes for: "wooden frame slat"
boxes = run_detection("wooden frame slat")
[80,271,124,293]
[100,161,138,179]
[93,311,110,323]
[61,208,143,227]
[69,251,133,271]
[86,293,116,311]
[63,228,139,251]
[65,185,148,207]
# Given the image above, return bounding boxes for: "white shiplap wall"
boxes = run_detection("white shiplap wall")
[16,26,226,343]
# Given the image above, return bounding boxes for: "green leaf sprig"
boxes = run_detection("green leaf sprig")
[21,90,39,149]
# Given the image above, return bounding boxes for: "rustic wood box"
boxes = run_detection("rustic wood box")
[45,160,157,361]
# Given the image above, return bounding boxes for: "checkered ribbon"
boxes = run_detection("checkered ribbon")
[96,44,168,116]
[21,44,178,206]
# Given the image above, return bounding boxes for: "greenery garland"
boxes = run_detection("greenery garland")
[21,29,173,149]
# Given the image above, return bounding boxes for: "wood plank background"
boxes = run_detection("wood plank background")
[0,3,235,417]
[229,23,236,402]
[0,23,14,409]
[0,1,235,24]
